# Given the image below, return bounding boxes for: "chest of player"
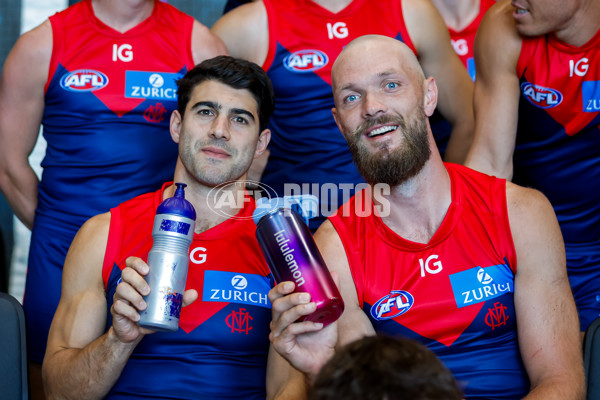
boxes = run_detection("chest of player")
[518,37,600,136]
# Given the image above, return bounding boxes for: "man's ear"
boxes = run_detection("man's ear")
[254,128,271,158]
[170,110,182,143]
[423,77,438,117]
[332,107,343,134]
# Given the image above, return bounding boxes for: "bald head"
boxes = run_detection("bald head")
[332,35,425,97]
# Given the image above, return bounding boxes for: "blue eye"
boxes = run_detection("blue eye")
[345,94,358,103]
[385,82,399,89]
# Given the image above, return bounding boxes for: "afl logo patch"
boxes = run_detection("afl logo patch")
[283,49,328,72]
[60,69,109,92]
[371,290,414,320]
[521,82,563,109]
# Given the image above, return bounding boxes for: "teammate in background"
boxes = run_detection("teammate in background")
[465,0,600,332]
[212,0,474,229]
[310,335,463,400]
[0,0,226,397]
[43,56,305,399]
[223,0,256,14]
[431,0,496,80]
[268,35,585,399]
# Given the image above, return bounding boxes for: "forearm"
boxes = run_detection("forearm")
[523,378,585,400]
[44,327,140,400]
[0,164,38,229]
[443,121,474,165]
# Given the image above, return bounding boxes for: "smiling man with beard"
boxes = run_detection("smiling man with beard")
[267,35,585,400]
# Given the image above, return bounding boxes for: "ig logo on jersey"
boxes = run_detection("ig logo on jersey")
[370,290,414,320]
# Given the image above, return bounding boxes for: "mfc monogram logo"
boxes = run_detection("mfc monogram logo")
[485,302,509,330]
[226,308,253,334]
[143,103,167,123]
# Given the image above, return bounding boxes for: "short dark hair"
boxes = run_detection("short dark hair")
[176,55,275,132]
[310,335,463,400]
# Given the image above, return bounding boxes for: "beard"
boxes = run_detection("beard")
[179,135,252,187]
[346,106,431,187]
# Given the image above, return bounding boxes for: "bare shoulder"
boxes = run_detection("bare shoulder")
[505,182,556,224]
[13,20,52,60]
[1,20,52,84]
[505,182,564,262]
[191,19,228,63]
[314,218,340,245]
[211,1,268,63]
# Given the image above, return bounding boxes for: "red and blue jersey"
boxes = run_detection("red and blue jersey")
[40,0,195,231]
[24,0,197,364]
[102,184,273,399]
[329,164,529,399]
[515,29,600,246]
[447,0,496,80]
[261,0,417,215]
[514,29,600,330]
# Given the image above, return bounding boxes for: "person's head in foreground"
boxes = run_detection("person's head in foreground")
[310,335,463,400]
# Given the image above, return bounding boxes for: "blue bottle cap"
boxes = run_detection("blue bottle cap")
[253,194,318,225]
[156,183,197,220]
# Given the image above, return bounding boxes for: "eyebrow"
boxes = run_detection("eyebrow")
[190,101,256,121]
[338,71,399,92]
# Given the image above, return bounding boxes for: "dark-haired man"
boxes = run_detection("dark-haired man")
[43,56,304,399]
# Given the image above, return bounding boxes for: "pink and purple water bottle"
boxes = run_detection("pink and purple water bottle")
[138,183,196,332]
[253,195,344,326]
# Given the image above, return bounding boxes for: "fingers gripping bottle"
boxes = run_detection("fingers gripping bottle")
[253,195,344,326]
[138,183,196,332]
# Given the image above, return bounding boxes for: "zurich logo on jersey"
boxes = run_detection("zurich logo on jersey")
[370,290,414,320]
[521,82,563,109]
[582,81,600,112]
[203,270,271,308]
[283,49,328,73]
[449,263,514,308]
[60,69,109,92]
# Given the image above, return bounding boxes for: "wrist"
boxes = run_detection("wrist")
[106,326,143,351]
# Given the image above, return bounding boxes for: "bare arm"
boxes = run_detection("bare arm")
[266,343,309,400]
[507,183,585,400]
[0,21,52,229]
[267,220,374,388]
[315,220,375,348]
[191,20,228,65]
[43,214,199,399]
[43,213,137,400]
[465,0,522,179]
[403,0,474,164]
[211,1,269,65]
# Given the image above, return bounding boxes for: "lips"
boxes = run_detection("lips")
[366,124,398,138]
[202,146,230,158]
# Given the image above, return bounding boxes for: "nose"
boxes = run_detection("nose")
[210,114,231,140]
[362,92,387,119]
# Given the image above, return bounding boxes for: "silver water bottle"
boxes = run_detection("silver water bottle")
[138,183,196,332]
